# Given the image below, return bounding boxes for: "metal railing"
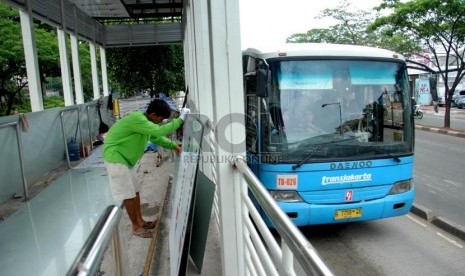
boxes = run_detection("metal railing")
[233,156,334,276]
[60,108,84,169]
[67,205,124,276]
[0,121,28,201]
[86,103,97,151]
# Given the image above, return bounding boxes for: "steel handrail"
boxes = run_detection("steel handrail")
[67,205,123,276]
[86,103,98,151]
[0,121,28,200]
[233,156,333,276]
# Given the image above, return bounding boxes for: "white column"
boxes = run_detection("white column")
[100,46,109,96]
[185,12,198,107]
[205,0,245,275]
[192,0,213,118]
[57,28,74,106]
[89,43,100,100]
[70,34,84,104]
[19,9,43,112]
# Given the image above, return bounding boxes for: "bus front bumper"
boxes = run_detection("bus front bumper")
[262,189,414,227]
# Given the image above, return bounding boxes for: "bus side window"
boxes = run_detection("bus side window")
[245,75,258,154]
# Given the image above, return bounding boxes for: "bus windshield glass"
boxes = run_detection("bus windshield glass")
[262,59,413,163]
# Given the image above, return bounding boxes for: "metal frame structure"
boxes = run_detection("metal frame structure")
[86,103,97,151]
[0,121,28,201]
[60,107,84,169]
[234,156,334,275]
[3,0,183,47]
[66,205,123,276]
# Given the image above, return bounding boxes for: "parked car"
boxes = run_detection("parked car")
[455,95,465,109]
[452,90,465,107]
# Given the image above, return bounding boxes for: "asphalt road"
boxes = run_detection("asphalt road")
[416,107,465,130]
[299,216,465,276]
[414,129,465,226]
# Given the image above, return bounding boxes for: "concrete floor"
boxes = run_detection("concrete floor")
[99,149,222,276]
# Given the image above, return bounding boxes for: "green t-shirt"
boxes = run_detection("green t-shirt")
[103,111,183,167]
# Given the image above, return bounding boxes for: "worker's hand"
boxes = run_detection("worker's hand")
[173,144,182,156]
[180,108,191,121]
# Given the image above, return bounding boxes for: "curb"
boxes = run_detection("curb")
[415,125,465,138]
[410,203,465,242]
[432,216,465,242]
[410,203,434,221]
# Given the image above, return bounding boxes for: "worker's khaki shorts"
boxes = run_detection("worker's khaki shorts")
[104,162,141,202]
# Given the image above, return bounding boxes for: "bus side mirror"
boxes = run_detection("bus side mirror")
[256,69,269,97]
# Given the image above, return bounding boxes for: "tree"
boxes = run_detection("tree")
[0,4,27,115]
[287,1,372,45]
[76,40,93,102]
[369,0,465,128]
[0,3,61,115]
[286,0,421,57]
[107,45,184,97]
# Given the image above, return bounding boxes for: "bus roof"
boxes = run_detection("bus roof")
[242,43,405,61]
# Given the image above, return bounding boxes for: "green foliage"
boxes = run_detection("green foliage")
[77,41,94,102]
[0,95,65,115]
[35,23,60,76]
[0,3,26,116]
[286,0,421,57]
[370,0,465,127]
[43,96,64,109]
[0,2,98,115]
[0,2,64,116]
[107,45,184,97]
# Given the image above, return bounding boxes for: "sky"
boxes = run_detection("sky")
[239,0,382,49]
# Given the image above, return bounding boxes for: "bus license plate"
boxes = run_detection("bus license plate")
[334,208,362,220]
[276,175,298,189]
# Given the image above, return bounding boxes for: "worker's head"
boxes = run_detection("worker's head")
[146,99,172,124]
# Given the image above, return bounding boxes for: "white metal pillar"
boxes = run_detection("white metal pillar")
[70,34,84,104]
[57,28,74,106]
[89,43,100,100]
[19,8,43,112]
[100,46,109,97]
[191,0,213,118]
[184,7,195,106]
[206,0,245,275]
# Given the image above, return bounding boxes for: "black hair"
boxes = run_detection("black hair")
[146,99,171,118]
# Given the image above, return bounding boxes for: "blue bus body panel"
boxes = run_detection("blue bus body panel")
[262,189,414,226]
[255,156,414,227]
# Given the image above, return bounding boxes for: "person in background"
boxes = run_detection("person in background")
[103,99,190,238]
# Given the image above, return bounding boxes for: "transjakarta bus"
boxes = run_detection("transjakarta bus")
[242,43,414,226]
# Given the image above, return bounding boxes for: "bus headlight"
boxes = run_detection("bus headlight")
[388,179,413,194]
[269,191,303,202]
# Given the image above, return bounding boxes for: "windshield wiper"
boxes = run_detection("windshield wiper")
[291,136,359,170]
[370,147,401,163]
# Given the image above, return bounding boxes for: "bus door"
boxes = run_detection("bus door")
[244,63,260,175]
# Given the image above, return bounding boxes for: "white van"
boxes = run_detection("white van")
[438,88,445,106]
[452,90,465,106]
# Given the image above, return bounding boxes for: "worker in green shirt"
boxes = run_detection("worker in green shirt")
[103,99,190,238]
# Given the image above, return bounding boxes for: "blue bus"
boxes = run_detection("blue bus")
[242,43,415,226]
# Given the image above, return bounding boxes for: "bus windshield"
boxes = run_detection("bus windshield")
[262,59,413,163]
